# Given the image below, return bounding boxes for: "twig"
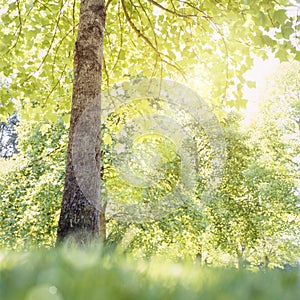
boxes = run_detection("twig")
[121,0,186,78]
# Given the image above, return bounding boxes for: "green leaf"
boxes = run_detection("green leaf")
[103,133,113,145]
[262,35,276,47]
[246,81,256,88]
[281,24,294,39]
[275,49,288,62]
[294,52,300,62]
[273,10,287,26]
[235,98,247,109]
[61,114,70,124]
[119,50,125,60]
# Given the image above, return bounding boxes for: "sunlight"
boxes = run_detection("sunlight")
[242,56,280,127]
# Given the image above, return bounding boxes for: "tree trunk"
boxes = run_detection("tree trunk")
[264,255,270,270]
[56,0,106,245]
[236,245,245,270]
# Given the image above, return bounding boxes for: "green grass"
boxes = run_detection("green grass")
[0,247,299,300]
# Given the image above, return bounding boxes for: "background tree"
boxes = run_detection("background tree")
[0,62,299,270]
[0,119,67,248]
[244,62,300,268]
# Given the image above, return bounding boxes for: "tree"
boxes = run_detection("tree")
[245,62,300,267]
[56,0,106,244]
[1,1,299,245]
[0,119,66,249]
[204,111,299,269]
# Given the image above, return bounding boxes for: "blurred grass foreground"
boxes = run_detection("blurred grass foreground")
[0,247,299,300]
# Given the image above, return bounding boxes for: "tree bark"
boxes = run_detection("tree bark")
[56,0,106,245]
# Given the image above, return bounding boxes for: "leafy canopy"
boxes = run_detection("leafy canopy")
[0,0,299,120]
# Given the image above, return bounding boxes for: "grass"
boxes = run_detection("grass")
[0,247,299,300]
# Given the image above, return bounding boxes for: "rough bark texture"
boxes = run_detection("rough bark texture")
[56,0,106,245]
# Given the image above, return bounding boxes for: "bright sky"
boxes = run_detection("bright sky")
[242,56,281,125]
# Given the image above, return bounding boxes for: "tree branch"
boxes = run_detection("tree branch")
[121,0,186,78]
[147,0,196,18]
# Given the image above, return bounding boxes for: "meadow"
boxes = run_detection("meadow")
[0,247,299,300]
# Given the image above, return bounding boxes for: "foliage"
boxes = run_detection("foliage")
[0,119,67,248]
[101,107,299,268]
[1,0,300,121]
[0,105,299,269]
[205,112,299,269]
[240,62,300,268]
